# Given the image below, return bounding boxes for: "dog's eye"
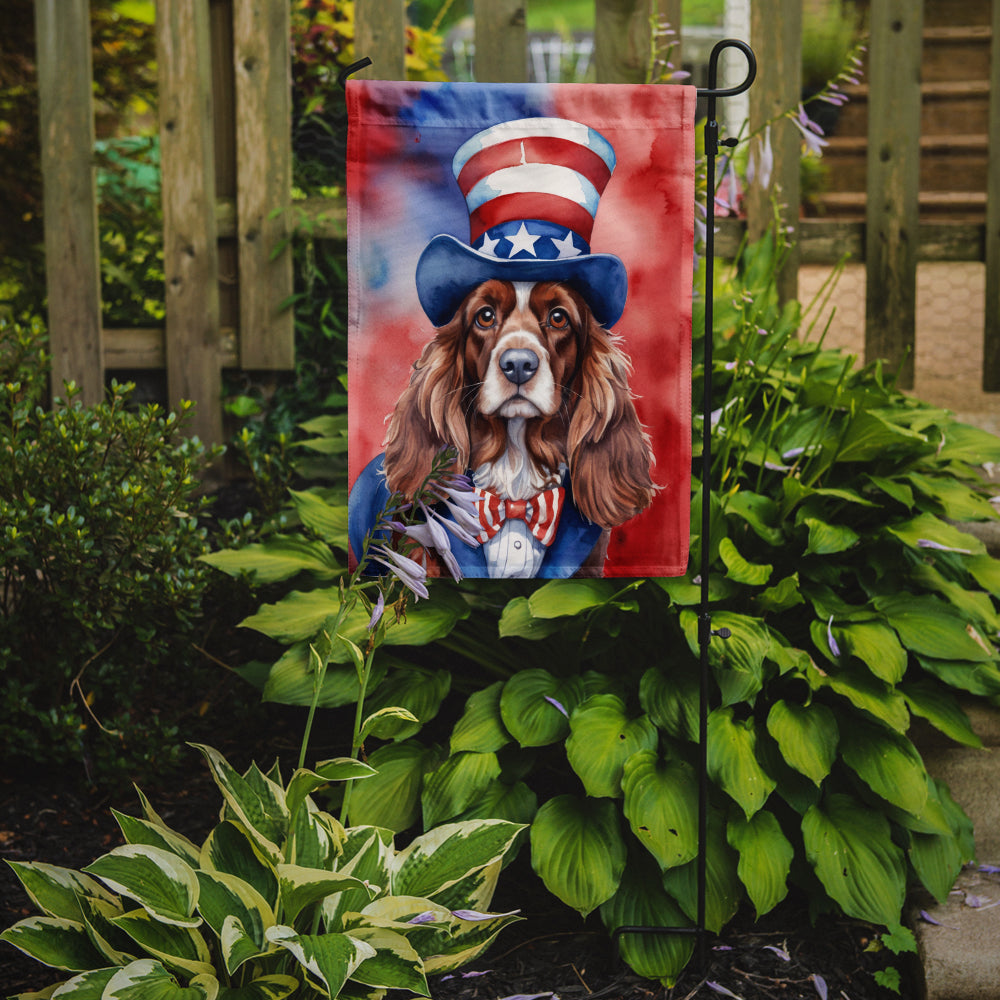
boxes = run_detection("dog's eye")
[474,306,496,329]
[547,308,571,330]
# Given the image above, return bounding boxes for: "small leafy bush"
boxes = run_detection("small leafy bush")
[1,743,523,998]
[0,317,219,783]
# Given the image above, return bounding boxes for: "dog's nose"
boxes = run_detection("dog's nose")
[499,348,539,385]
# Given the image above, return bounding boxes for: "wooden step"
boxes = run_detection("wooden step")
[922,25,993,83]
[922,0,991,28]
[812,190,987,222]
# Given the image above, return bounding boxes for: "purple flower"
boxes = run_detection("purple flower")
[791,104,828,156]
[917,538,973,554]
[367,591,385,631]
[763,944,790,961]
[827,616,841,658]
[812,974,828,1000]
[706,983,742,999]
[747,125,774,190]
[544,695,569,718]
[451,908,521,921]
[371,544,429,600]
[407,911,438,925]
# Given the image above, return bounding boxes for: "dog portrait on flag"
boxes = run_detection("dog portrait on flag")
[347,82,696,579]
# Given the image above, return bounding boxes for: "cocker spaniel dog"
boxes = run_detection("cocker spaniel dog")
[380,278,657,577]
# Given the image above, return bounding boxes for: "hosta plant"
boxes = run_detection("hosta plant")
[1,744,523,999]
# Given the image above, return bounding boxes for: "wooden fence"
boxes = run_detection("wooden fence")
[33,0,1000,445]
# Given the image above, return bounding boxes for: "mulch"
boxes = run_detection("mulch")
[0,742,913,1000]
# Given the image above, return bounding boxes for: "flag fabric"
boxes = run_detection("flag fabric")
[347,80,696,579]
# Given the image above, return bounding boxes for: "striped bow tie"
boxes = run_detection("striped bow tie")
[473,486,565,548]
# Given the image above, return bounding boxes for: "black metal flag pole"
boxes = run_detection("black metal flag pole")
[613,38,756,972]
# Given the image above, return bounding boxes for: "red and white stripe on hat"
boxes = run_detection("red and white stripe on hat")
[452,118,617,246]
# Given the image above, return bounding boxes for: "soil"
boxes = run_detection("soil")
[0,740,913,1000]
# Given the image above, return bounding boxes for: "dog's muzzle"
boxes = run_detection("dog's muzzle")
[499,348,539,386]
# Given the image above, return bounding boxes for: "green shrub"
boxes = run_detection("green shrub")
[1,743,524,998]
[0,317,220,783]
[211,233,1000,985]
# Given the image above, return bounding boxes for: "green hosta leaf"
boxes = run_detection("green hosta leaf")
[911,562,1000,633]
[392,820,524,901]
[277,865,374,925]
[967,552,1000,597]
[346,926,428,994]
[905,472,998,521]
[727,811,793,917]
[765,700,838,786]
[718,536,772,585]
[639,664,699,742]
[527,579,620,617]
[191,746,287,863]
[916,655,1000,697]
[724,490,784,545]
[835,410,927,463]
[661,810,741,933]
[288,489,349,544]
[755,573,804,614]
[599,853,694,987]
[200,822,278,910]
[195,871,273,974]
[803,517,859,556]
[901,680,982,748]
[4,862,118,922]
[450,682,511,754]
[216,975,299,1000]
[566,695,658,798]
[707,708,776,818]
[935,421,1000,464]
[83,846,200,928]
[497,596,564,639]
[874,594,995,662]
[654,573,737,606]
[453,779,538,827]
[260,643,387,709]
[103,959,218,999]
[835,621,907,684]
[866,474,914,509]
[112,812,201,868]
[808,661,910,732]
[499,670,584,747]
[200,535,341,584]
[111,908,214,978]
[621,751,698,871]
[362,667,451,740]
[802,793,906,926]
[680,610,770,706]
[530,795,626,917]
[421,751,502,828]
[909,827,966,905]
[347,740,442,832]
[0,916,107,971]
[359,706,421,742]
[886,512,985,556]
[265,926,375,997]
[839,718,929,816]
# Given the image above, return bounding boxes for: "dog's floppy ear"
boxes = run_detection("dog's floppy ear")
[383,317,469,497]
[567,318,657,527]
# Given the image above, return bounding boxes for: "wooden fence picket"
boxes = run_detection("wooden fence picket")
[984,0,1000,389]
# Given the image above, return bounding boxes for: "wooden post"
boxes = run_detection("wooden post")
[354,0,407,80]
[233,0,294,369]
[983,0,1000,390]
[157,0,223,444]
[594,0,652,84]
[474,0,527,82]
[864,0,923,389]
[746,0,801,305]
[34,0,104,405]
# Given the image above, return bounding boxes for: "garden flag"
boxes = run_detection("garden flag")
[347,81,696,578]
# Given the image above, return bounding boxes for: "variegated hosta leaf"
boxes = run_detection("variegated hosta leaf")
[191,745,287,863]
[102,958,218,999]
[661,810,742,934]
[529,795,626,917]
[599,854,694,987]
[621,751,699,871]
[200,822,278,910]
[83,845,200,928]
[765,700,838,786]
[391,820,524,901]
[323,829,393,931]
[4,861,118,922]
[565,695,658,799]
[0,916,107,972]
[195,871,274,974]
[450,681,511,754]
[77,894,136,966]
[214,974,299,1000]
[285,760,375,823]
[802,793,906,926]
[420,752,501,829]
[706,707,776,819]
[838,718,929,817]
[727,810,793,917]
[277,864,376,925]
[499,669,585,747]
[45,966,118,997]
[288,801,344,870]
[110,908,214,979]
[112,810,202,868]
[265,926,376,998]
[421,906,523,975]
[344,926,429,995]
[421,860,501,918]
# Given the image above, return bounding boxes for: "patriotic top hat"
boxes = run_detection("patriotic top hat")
[415,117,628,329]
